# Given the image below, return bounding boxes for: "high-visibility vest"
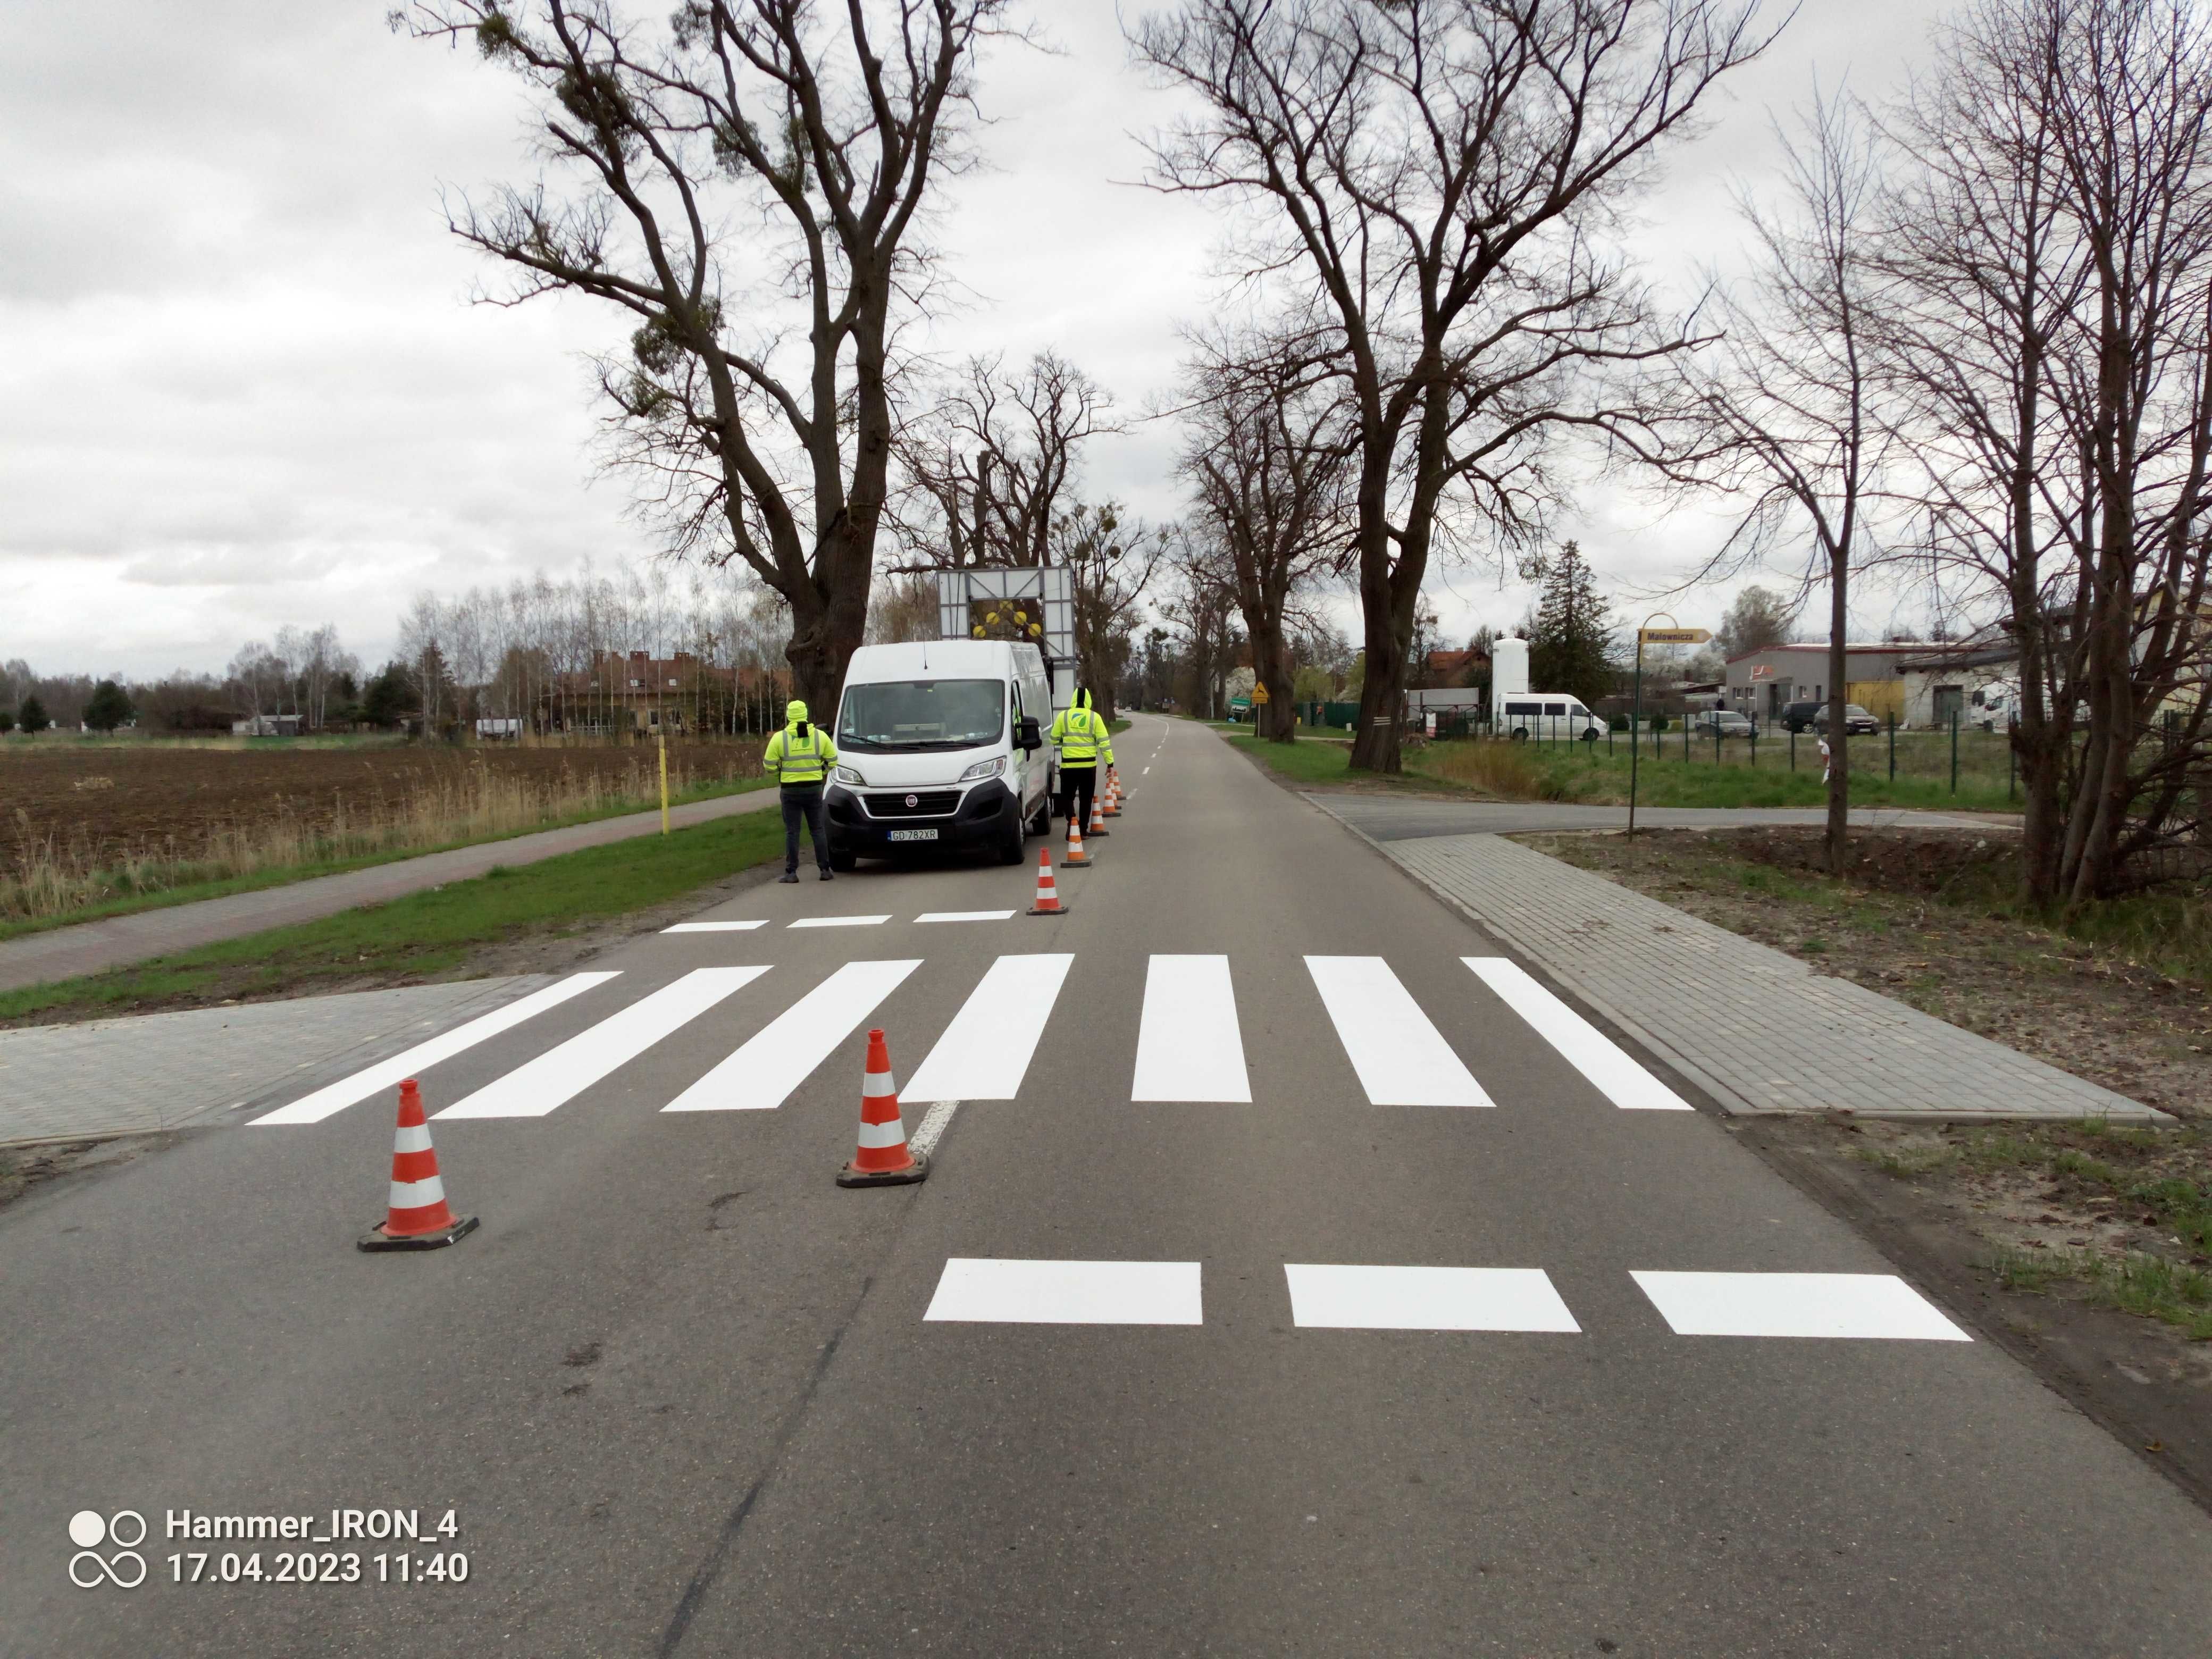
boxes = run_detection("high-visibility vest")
[767,724,834,785]
[1051,706,1108,766]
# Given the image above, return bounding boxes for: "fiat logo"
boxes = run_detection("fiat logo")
[905,794,918,808]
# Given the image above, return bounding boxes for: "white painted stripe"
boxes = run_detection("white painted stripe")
[388,1175,446,1208]
[252,973,621,1125]
[391,1124,434,1154]
[437,967,768,1119]
[1304,957,1493,1108]
[1630,1271,1971,1340]
[663,920,767,933]
[902,954,1073,1102]
[1285,1265,1580,1332]
[790,915,891,929]
[908,1100,959,1158]
[1142,765,1151,774]
[1131,955,1249,1102]
[855,1119,908,1149]
[664,960,921,1112]
[915,910,1018,924]
[924,1259,1203,1325]
[1463,957,1693,1111]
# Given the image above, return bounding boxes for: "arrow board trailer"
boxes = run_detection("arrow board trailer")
[933,564,1082,797]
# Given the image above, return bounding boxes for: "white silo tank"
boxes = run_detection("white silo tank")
[1491,636,1529,718]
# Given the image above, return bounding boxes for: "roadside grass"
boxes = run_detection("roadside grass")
[0,810,787,1026]
[1414,738,2022,812]
[1213,725,1497,794]
[0,773,775,944]
[1851,1118,2212,1338]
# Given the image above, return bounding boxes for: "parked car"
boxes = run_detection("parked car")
[1694,709,1757,739]
[1814,703,1882,735]
[1781,699,1823,733]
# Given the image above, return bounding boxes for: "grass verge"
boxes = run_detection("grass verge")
[0,775,775,945]
[0,809,787,1026]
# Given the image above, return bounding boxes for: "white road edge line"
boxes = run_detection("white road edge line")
[914,910,1018,924]
[1630,1271,1972,1340]
[790,915,893,929]
[663,920,767,933]
[908,1100,959,1159]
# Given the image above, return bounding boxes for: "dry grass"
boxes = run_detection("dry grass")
[1414,741,1572,799]
[3,745,764,924]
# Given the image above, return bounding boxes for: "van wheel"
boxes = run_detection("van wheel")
[828,848,857,873]
[999,808,1027,865]
[1510,727,1529,742]
[1026,793,1051,836]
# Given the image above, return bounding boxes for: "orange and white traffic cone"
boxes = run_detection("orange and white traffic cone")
[1087,793,1110,837]
[1102,770,1122,817]
[1027,845,1069,914]
[359,1079,479,1251]
[837,1028,927,1187]
[1062,814,1092,867]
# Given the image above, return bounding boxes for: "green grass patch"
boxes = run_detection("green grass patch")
[0,809,787,1025]
[1987,1243,2212,1339]
[0,775,775,946]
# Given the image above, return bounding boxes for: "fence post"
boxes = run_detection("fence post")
[2008,718,2016,801]
[1790,728,1797,772]
[1750,725,1758,768]
[1888,712,1896,781]
[1950,710,1959,793]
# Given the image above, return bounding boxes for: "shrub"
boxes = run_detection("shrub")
[16,695,49,735]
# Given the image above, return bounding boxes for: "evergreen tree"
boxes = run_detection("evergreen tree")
[361,663,413,730]
[84,679,134,732]
[1522,541,1615,706]
[0,707,14,734]
[16,694,49,735]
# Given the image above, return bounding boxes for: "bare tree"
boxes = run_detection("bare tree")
[1156,526,1243,718]
[892,351,1117,568]
[1661,94,1887,872]
[1177,326,1353,739]
[1055,503,1166,720]
[1131,0,1771,771]
[404,0,1013,715]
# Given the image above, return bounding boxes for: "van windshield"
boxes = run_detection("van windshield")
[837,678,1004,751]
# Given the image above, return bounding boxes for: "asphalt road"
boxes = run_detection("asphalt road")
[5,714,2208,1656]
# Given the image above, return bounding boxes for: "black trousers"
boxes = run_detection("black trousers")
[1061,764,1097,831]
[781,787,830,871]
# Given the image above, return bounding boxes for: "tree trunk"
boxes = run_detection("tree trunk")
[1824,555,1849,873]
[1253,620,1296,742]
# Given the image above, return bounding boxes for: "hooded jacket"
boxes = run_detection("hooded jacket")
[764,700,838,787]
[1049,689,1115,768]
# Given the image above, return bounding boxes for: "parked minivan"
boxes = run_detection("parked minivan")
[1499,696,1603,741]
[824,640,1053,869]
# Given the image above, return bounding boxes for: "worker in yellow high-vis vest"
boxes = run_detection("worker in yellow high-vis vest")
[1048,686,1115,842]
[764,700,838,882]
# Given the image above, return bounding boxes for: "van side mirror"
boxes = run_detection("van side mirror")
[1017,717,1042,752]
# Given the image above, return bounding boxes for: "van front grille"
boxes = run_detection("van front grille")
[862,790,960,818]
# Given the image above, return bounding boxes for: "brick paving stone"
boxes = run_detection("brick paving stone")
[0,976,550,1143]
[1356,824,2164,1126]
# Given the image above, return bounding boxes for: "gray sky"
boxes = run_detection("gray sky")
[0,0,1938,680]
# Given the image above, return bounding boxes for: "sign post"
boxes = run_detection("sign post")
[1629,621,1711,837]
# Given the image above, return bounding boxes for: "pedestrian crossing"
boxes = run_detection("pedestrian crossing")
[924,1260,1970,1340]
[252,952,1695,1128]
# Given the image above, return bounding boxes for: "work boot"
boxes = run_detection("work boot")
[818,867,835,881]
[779,871,800,884]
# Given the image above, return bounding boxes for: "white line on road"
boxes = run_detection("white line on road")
[908,1099,959,1158]
[435,967,768,1119]
[1285,1264,1581,1331]
[1463,957,1693,1111]
[1630,1271,1971,1340]
[790,915,892,929]
[924,1259,1204,1325]
[663,959,920,1111]
[1131,954,1250,1102]
[903,954,1073,1101]
[250,973,621,1126]
[915,910,1018,924]
[1304,956,1494,1107]
[663,920,768,933]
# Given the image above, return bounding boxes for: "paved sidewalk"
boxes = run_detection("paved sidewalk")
[0,785,778,995]
[0,976,549,1143]
[1322,812,2161,1125]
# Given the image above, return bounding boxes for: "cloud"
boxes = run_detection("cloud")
[0,0,1949,678]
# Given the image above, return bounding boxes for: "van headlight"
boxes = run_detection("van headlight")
[833,765,866,786]
[958,756,1007,782]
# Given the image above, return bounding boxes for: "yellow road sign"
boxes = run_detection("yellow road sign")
[1638,627,1711,645]
[1251,683,1271,703]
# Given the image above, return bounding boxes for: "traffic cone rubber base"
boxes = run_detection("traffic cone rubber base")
[836,1149,929,1188]
[359,1213,480,1252]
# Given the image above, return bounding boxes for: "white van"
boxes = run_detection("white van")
[1498,696,1604,741]
[824,639,1053,869]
